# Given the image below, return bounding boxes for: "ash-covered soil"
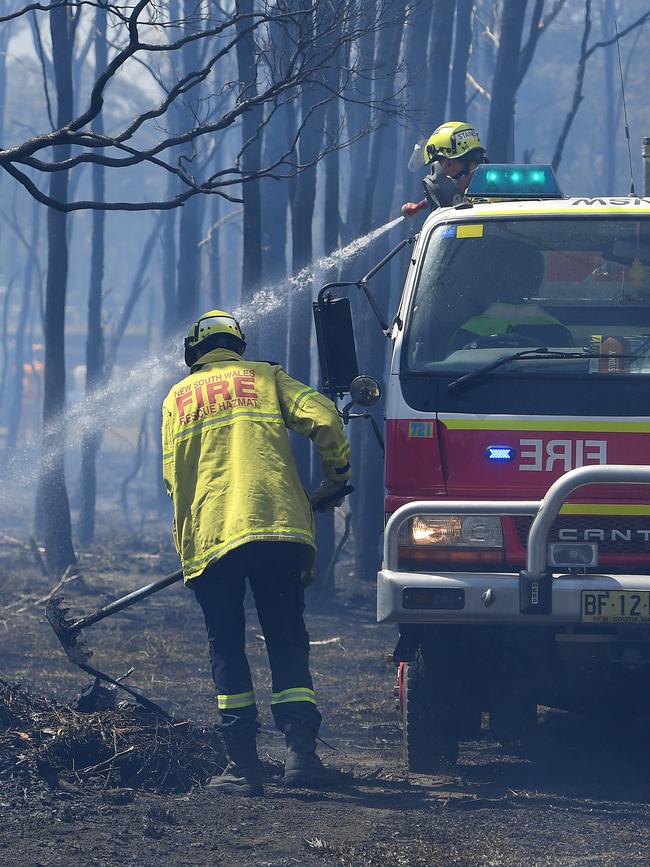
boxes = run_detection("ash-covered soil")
[1,539,650,866]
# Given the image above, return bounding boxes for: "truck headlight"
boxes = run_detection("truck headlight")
[402,515,503,548]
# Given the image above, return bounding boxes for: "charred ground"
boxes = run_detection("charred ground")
[1,539,650,867]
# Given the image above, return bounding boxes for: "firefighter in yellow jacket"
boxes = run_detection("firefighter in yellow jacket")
[162,310,352,796]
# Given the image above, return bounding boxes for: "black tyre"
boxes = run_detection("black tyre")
[402,639,460,773]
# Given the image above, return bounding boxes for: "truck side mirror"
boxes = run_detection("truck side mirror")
[349,375,381,407]
[313,295,359,398]
[342,375,384,455]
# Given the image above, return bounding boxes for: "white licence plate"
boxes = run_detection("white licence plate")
[581,590,650,623]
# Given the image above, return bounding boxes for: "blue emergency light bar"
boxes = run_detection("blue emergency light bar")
[466,164,563,199]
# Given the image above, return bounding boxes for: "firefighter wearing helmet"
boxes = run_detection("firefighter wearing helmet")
[401,121,487,218]
[162,310,352,795]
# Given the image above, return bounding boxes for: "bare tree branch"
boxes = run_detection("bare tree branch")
[584,8,650,58]
[105,215,162,373]
[551,0,591,171]
[0,2,71,24]
[517,0,569,88]
[0,0,405,211]
[29,10,55,130]
[552,2,649,171]
[0,1,124,25]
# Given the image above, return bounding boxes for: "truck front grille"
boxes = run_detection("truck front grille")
[513,515,650,555]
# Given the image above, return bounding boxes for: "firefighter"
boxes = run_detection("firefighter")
[448,239,573,352]
[162,310,352,796]
[401,121,487,218]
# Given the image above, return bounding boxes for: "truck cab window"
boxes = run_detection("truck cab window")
[405,218,650,376]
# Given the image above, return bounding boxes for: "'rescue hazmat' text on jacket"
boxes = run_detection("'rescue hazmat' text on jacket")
[161,348,352,582]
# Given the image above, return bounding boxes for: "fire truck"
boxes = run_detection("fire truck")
[314,165,650,771]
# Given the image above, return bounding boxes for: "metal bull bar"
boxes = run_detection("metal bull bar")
[383,465,650,616]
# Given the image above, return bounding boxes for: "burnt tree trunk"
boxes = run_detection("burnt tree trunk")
[448,0,473,120]
[261,16,302,368]
[259,134,289,366]
[486,0,527,162]
[354,6,406,582]
[322,1,344,259]
[323,117,340,259]
[78,5,107,546]
[260,148,288,289]
[312,13,346,594]
[401,0,433,203]
[236,0,263,304]
[345,0,376,241]
[359,5,405,236]
[161,211,178,340]
[162,0,181,340]
[288,2,326,483]
[37,2,76,574]
[176,195,204,324]
[5,199,40,452]
[426,0,455,126]
[156,0,181,505]
[207,194,223,311]
[176,8,205,326]
[106,219,161,374]
[0,21,9,171]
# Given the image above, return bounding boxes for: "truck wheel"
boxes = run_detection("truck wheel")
[402,641,459,772]
[489,695,538,743]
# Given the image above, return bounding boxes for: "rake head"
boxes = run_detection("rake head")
[45,595,93,666]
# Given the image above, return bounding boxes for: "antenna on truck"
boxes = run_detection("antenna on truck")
[615,18,636,196]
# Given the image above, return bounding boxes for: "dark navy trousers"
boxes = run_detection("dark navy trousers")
[191,541,322,734]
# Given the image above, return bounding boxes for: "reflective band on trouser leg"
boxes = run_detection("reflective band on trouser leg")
[217,690,256,710]
[271,687,317,706]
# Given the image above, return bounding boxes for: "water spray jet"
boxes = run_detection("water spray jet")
[0,217,405,503]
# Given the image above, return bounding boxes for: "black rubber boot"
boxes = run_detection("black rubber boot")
[283,722,340,788]
[207,759,263,795]
[207,725,263,796]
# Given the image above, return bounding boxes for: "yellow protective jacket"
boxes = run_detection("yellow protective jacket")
[162,348,352,582]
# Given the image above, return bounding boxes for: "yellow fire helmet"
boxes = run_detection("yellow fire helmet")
[424,121,484,165]
[184,309,246,366]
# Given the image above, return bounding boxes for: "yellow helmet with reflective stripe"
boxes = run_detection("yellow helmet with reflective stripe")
[424,121,484,165]
[184,309,246,366]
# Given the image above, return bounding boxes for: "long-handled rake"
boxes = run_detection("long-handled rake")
[45,484,353,715]
[46,569,183,718]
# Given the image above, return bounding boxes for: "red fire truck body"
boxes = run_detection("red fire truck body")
[373,182,650,770]
[385,416,650,573]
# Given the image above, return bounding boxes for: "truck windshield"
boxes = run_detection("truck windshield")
[404,217,650,377]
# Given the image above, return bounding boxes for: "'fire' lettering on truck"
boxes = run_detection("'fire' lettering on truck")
[519,439,607,472]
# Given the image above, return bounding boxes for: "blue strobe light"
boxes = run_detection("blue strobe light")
[485,445,516,462]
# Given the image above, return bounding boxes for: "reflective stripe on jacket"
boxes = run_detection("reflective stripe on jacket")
[161,348,352,582]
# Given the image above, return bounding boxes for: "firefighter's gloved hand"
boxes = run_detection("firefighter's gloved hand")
[401,201,423,218]
[310,480,348,511]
